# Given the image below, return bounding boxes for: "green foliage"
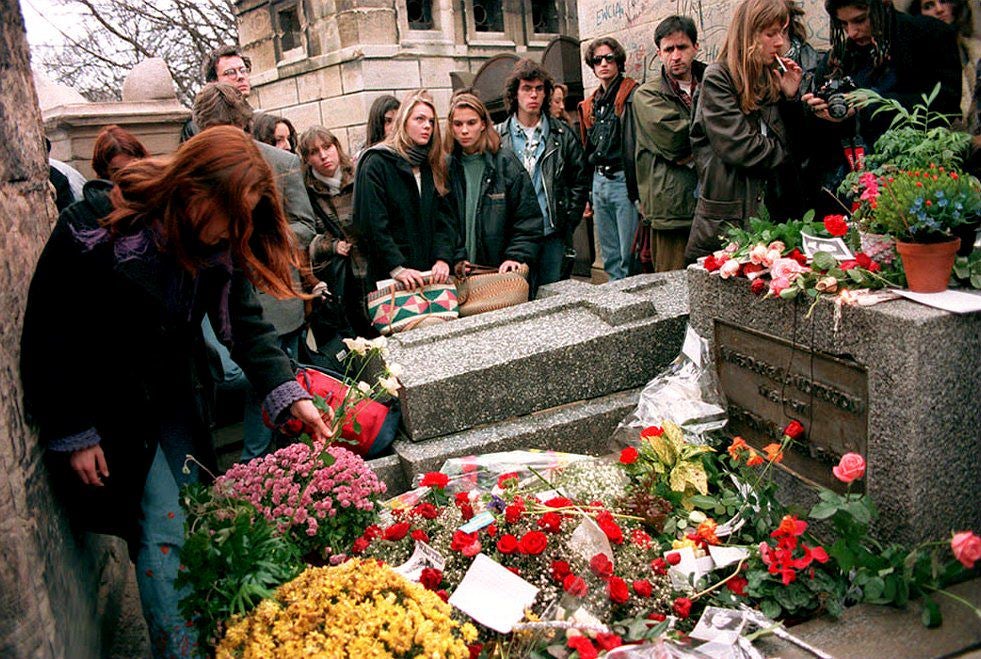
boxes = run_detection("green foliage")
[723,210,819,257]
[176,483,303,649]
[839,85,972,197]
[622,421,715,504]
[952,251,981,289]
[869,168,980,242]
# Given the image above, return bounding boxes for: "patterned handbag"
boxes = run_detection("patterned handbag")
[366,277,459,335]
[454,264,530,317]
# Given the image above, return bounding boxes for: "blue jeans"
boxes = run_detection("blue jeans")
[136,446,200,658]
[592,170,638,280]
[241,330,300,462]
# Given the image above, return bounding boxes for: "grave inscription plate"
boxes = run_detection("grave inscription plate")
[714,321,868,490]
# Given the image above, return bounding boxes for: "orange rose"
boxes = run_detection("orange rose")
[727,436,749,460]
[763,443,784,463]
[746,450,764,467]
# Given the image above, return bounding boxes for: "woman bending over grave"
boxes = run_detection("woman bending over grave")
[20,126,330,658]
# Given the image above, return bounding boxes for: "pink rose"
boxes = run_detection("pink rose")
[767,240,786,253]
[719,259,742,279]
[749,244,769,265]
[764,249,783,267]
[768,276,791,296]
[770,257,808,280]
[951,531,981,569]
[832,453,866,483]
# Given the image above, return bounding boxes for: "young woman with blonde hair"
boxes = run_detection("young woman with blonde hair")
[352,89,458,288]
[444,92,542,274]
[685,0,804,259]
[21,126,330,656]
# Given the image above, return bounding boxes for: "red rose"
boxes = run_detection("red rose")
[832,452,866,483]
[455,492,470,506]
[518,530,548,555]
[383,522,411,541]
[496,534,519,554]
[727,574,748,596]
[787,248,808,266]
[567,636,598,659]
[420,472,449,489]
[854,252,872,269]
[596,633,623,651]
[351,537,370,554]
[783,420,805,441]
[544,497,573,508]
[436,589,449,602]
[640,425,664,438]
[420,567,443,590]
[589,553,614,578]
[497,472,520,488]
[823,214,849,237]
[647,612,667,622]
[468,644,483,659]
[951,531,981,569]
[619,446,639,464]
[672,596,693,619]
[608,576,630,604]
[742,262,763,276]
[538,512,563,534]
[750,278,768,296]
[596,511,624,545]
[650,557,668,575]
[412,503,439,520]
[704,255,721,272]
[868,260,881,272]
[451,530,480,553]
[632,579,653,597]
[485,524,497,537]
[504,501,524,524]
[840,259,858,270]
[363,524,382,540]
[665,551,681,566]
[458,502,475,521]
[563,574,588,597]
[411,529,429,543]
[551,560,572,582]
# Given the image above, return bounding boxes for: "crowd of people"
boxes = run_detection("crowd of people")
[24,0,977,655]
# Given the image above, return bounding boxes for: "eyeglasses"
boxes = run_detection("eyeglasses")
[590,54,616,66]
[220,66,251,79]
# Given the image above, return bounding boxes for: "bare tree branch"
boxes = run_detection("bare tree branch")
[35,0,238,106]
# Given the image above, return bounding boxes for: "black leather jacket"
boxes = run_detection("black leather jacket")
[495,115,590,245]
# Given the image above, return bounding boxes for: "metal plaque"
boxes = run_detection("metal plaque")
[714,321,868,491]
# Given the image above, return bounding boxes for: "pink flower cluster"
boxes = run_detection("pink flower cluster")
[216,442,386,552]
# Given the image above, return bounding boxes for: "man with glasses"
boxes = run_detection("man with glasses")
[577,37,639,281]
[181,45,255,142]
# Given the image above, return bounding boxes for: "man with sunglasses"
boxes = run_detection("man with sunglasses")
[577,37,639,281]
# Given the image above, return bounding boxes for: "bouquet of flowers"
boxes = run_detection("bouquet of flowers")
[216,559,478,657]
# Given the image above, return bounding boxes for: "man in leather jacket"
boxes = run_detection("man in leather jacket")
[496,59,590,288]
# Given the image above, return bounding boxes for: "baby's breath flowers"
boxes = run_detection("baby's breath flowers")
[216,559,477,657]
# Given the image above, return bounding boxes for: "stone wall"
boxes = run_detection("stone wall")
[576,0,830,89]
[236,0,578,154]
[0,2,141,656]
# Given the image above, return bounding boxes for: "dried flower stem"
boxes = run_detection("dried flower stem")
[690,558,748,602]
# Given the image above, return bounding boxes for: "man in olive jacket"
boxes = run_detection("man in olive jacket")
[628,16,706,272]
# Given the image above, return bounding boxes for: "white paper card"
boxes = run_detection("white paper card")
[682,325,703,368]
[392,540,445,581]
[449,553,539,633]
[668,546,715,588]
[708,544,750,569]
[894,289,981,314]
[691,606,746,645]
[800,231,855,261]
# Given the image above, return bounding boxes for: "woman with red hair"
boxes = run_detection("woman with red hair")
[91,124,150,181]
[21,126,330,656]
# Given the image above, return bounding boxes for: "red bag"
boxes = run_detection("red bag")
[266,367,400,457]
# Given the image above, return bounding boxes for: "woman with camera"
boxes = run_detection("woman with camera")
[685,0,803,260]
[20,127,331,657]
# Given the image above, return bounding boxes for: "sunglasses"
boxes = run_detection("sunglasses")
[590,54,617,66]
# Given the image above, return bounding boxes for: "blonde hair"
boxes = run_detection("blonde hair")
[444,93,501,156]
[387,90,448,195]
[721,0,789,114]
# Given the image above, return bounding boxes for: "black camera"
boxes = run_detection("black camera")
[815,76,856,119]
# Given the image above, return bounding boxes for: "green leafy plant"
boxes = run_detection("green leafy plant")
[952,251,981,289]
[620,421,715,505]
[867,166,979,242]
[176,483,304,648]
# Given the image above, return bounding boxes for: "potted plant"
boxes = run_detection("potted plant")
[863,166,979,292]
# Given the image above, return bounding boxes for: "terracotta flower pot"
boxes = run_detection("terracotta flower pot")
[895,238,961,293]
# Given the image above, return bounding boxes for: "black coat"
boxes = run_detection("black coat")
[446,148,544,267]
[20,183,295,553]
[495,116,590,245]
[352,146,459,284]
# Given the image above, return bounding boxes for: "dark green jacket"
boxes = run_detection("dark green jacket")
[631,61,706,230]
